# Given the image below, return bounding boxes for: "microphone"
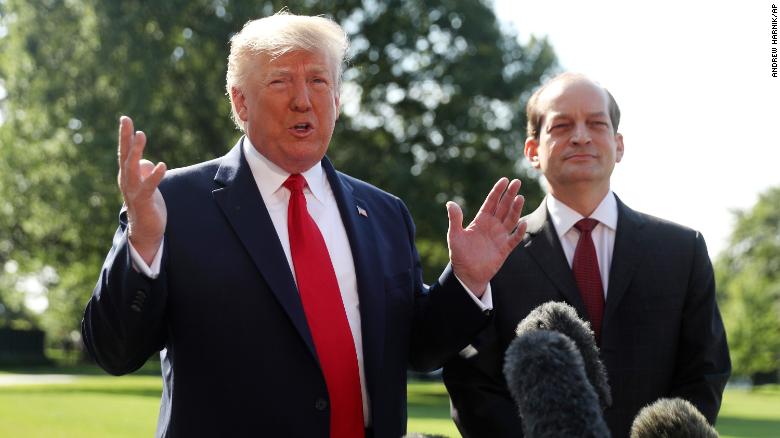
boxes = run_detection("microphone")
[514,301,612,409]
[630,398,719,438]
[503,329,611,438]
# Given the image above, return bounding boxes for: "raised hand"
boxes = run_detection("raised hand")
[446,178,527,296]
[117,116,167,265]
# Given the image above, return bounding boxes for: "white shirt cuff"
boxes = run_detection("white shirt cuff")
[454,275,493,311]
[128,239,164,279]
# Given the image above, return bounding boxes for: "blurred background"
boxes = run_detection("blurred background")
[0,0,778,436]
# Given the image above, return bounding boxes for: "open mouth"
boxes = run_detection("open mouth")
[291,123,313,134]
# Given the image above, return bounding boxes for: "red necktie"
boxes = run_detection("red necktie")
[572,218,605,341]
[284,174,364,438]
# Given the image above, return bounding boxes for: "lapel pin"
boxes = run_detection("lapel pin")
[357,206,368,217]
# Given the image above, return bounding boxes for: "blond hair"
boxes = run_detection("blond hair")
[225,11,349,131]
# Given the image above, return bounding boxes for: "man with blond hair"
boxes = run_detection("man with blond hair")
[82,12,527,438]
[443,73,730,438]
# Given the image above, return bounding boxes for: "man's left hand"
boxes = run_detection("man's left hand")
[446,177,526,296]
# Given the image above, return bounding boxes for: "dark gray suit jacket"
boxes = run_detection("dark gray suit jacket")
[443,196,730,438]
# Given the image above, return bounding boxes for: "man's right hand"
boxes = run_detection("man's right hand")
[117,116,167,265]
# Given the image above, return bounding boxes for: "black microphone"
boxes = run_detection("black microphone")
[630,398,719,438]
[503,329,611,438]
[514,301,612,409]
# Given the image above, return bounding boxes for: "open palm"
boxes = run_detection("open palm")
[447,178,527,295]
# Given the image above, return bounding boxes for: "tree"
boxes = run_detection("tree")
[716,186,780,382]
[0,0,555,349]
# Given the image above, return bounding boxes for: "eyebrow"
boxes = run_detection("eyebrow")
[549,111,608,120]
[266,65,331,76]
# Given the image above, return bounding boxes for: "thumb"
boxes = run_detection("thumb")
[446,201,464,239]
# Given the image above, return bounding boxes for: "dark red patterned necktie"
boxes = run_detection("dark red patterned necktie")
[284,174,364,438]
[573,218,605,341]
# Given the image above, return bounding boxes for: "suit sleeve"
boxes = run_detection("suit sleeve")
[442,321,523,438]
[81,209,168,375]
[669,232,731,423]
[394,198,491,372]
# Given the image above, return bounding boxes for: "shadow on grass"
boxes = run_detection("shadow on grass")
[0,384,162,398]
[716,416,780,437]
[0,358,162,376]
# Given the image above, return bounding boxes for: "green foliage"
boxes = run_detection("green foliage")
[716,186,780,380]
[0,0,554,347]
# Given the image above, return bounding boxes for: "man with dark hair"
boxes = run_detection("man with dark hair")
[82,12,527,438]
[443,73,730,438]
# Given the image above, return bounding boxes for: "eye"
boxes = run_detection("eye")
[551,123,571,130]
[311,77,329,86]
[590,121,609,129]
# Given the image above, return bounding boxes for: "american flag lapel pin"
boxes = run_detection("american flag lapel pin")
[357,206,368,217]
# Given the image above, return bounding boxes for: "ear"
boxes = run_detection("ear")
[615,132,625,163]
[524,137,541,169]
[231,87,249,121]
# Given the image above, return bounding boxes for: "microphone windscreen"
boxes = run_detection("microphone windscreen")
[515,301,612,408]
[630,398,718,438]
[503,330,610,438]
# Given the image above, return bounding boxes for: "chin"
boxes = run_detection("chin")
[288,151,328,173]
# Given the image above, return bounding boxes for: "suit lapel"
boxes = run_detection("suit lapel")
[322,157,385,403]
[602,196,647,330]
[524,200,589,318]
[211,139,316,358]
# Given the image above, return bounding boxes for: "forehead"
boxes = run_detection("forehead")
[258,50,336,76]
[538,79,609,118]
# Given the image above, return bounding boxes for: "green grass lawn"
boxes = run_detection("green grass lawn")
[716,385,780,438]
[1,368,778,437]
[0,375,161,437]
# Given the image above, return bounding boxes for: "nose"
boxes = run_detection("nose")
[571,122,591,145]
[289,79,312,112]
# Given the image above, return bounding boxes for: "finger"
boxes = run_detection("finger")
[507,220,528,249]
[139,159,156,179]
[140,162,167,197]
[129,131,147,164]
[118,116,134,169]
[493,179,522,221]
[503,194,525,230]
[476,177,509,217]
[124,130,147,185]
[446,201,464,238]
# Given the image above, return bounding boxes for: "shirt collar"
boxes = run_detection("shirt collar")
[546,191,618,238]
[242,136,326,205]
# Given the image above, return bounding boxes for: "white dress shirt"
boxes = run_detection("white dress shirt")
[128,137,492,426]
[546,192,618,297]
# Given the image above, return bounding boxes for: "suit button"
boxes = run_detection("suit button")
[315,398,328,411]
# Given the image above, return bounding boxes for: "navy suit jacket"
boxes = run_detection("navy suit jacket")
[83,139,490,437]
[443,197,730,438]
